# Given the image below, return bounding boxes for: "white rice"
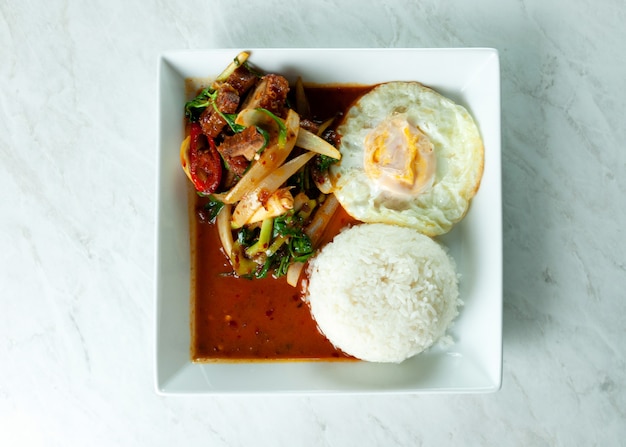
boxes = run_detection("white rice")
[305,223,460,363]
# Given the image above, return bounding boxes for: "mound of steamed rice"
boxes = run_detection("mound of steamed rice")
[305,223,460,363]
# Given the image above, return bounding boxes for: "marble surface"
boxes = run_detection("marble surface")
[1,0,625,445]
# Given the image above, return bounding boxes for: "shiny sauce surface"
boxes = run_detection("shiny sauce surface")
[191,85,370,361]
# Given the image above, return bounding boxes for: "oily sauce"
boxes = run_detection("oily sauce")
[190,84,371,362]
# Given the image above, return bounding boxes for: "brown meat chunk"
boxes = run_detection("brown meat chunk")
[199,84,239,138]
[240,74,290,116]
[225,66,258,96]
[218,126,266,161]
[223,154,249,177]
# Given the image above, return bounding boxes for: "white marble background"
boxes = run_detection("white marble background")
[1,0,625,445]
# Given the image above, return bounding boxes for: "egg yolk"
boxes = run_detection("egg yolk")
[364,116,436,196]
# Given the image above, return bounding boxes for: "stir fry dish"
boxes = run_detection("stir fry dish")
[180,52,343,287]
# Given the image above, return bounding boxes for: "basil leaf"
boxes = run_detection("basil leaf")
[219,112,246,133]
[316,154,338,172]
[184,87,215,122]
[202,196,225,223]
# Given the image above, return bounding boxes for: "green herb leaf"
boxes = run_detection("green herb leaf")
[316,154,338,172]
[219,112,246,134]
[236,226,256,247]
[202,196,225,223]
[184,87,215,122]
[289,234,314,261]
[255,255,273,279]
[256,126,270,154]
[275,253,291,278]
[273,211,303,238]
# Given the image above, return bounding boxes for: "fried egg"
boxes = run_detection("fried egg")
[331,81,484,236]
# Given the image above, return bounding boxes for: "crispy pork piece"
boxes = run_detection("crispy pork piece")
[199,84,239,138]
[224,66,258,96]
[223,154,249,177]
[240,74,290,116]
[218,126,266,161]
[217,126,268,177]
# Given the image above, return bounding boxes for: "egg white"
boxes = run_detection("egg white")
[330,81,484,236]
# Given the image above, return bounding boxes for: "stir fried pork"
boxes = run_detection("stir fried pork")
[199,83,240,138]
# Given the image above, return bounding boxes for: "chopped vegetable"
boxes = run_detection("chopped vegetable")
[213,52,250,86]
[292,192,311,213]
[296,127,341,159]
[230,240,258,277]
[266,235,287,257]
[294,76,311,118]
[273,210,315,264]
[317,116,335,136]
[316,154,339,171]
[216,203,233,258]
[202,195,225,223]
[286,261,305,287]
[305,193,340,247]
[235,107,277,128]
[184,87,214,122]
[185,122,222,194]
[217,112,246,134]
[245,218,274,257]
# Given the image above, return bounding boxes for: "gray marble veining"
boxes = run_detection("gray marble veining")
[1,0,625,445]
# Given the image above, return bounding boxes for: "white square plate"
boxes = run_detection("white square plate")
[155,48,502,394]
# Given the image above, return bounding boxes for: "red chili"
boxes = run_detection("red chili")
[188,122,222,194]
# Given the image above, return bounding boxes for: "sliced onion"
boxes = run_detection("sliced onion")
[296,128,341,159]
[286,261,305,287]
[316,116,335,136]
[295,77,311,117]
[212,51,250,87]
[305,193,340,247]
[231,151,316,228]
[235,108,276,129]
[216,204,233,258]
[313,173,334,194]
